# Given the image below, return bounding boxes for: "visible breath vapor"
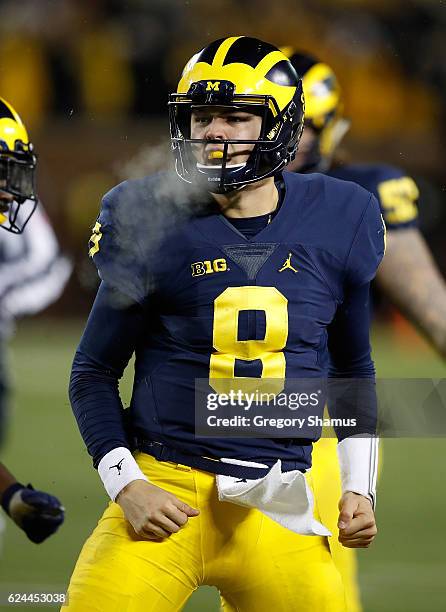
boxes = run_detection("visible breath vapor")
[103,143,215,309]
[116,141,173,181]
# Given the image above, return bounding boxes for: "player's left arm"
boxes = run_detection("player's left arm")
[0,462,64,544]
[327,284,379,548]
[376,227,446,359]
[327,193,385,548]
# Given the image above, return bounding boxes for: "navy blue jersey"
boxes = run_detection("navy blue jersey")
[328,163,419,230]
[71,171,384,472]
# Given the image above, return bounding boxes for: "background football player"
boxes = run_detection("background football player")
[284,51,446,612]
[0,97,72,447]
[286,52,446,358]
[0,97,67,545]
[66,37,384,611]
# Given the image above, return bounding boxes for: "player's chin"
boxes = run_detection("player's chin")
[231,149,253,163]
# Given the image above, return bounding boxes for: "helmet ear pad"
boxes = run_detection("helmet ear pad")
[174,105,191,140]
[256,81,305,174]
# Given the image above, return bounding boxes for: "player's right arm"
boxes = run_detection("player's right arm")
[71,193,199,540]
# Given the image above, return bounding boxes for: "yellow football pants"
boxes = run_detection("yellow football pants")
[65,452,346,612]
[312,438,362,612]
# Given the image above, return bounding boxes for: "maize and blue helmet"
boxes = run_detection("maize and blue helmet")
[285,51,350,172]
[169,36,305,193]
[0,97,37,233]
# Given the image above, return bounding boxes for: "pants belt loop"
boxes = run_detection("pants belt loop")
[175,463,192,471]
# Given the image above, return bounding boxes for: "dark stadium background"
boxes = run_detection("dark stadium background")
[0,1,445,610]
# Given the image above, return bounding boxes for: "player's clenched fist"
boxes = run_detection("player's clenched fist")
[116,480,199,540]
[337,491,377,548]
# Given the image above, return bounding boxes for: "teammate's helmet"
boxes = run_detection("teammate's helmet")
[285,51,350,172]
[0,97,37,233]
[169,36,304,193]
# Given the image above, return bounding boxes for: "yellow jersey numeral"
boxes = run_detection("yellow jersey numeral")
[210,286,288,394]
[377,176,419,225]
[89,221,103,258]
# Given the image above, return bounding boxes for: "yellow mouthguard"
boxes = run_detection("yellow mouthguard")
[209,150,224,159]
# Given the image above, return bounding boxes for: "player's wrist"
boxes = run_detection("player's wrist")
[98,447,149,501]
[1,481,25,515]
[342,490,374,507]
[337,435,379,510]
[115,478,151,502]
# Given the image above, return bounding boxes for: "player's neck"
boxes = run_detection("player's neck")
[211,177,278,219]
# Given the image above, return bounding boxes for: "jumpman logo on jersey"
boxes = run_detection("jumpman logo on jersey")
[109,458,125,475]
[278,252,298,273]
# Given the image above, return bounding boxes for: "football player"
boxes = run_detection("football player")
[285,51,446,612]
[286,52,446,358]
[66,37,384,611]
[0,97,72,447]
[0,97,66,544]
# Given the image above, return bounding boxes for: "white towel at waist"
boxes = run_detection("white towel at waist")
[216,458,331,537]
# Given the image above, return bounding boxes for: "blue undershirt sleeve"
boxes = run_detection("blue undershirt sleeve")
[69,282,144,468]
[327,282,377,440]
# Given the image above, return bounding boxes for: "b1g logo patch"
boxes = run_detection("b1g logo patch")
[191,258,227,277]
